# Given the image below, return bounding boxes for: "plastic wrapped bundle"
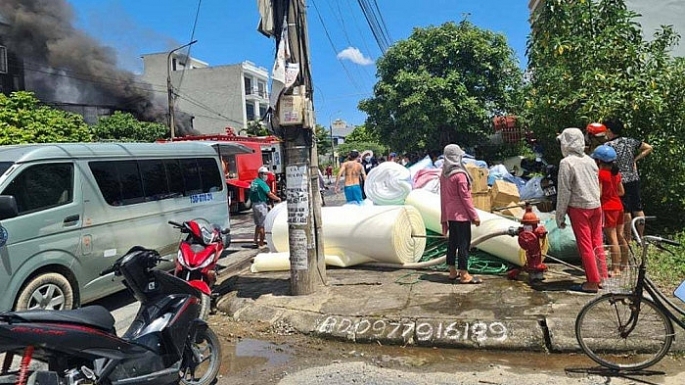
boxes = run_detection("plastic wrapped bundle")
[255,204,427,272]
[363,162,413,205]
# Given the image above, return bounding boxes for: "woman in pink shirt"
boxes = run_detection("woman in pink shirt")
[440,144,482,284]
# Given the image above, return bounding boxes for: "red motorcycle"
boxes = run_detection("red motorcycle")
[168,220,230,319]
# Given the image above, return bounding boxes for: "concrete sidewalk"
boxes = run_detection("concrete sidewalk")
[215,258,685,352]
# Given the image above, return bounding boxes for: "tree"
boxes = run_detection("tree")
[245,120,270,136]
[91,111,169,142]
[345,124,379,144]
[359,20,524,155]
[0,91,92,144]
[526,0,685,231]
[314,124,332,156]
[336,141,387,161]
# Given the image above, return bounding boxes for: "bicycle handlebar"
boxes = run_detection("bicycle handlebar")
[631,216,681,247]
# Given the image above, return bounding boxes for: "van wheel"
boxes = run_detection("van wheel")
[238,197,252,212]
[15,273,75,311]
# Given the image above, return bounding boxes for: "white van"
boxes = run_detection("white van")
[0,142,248,312]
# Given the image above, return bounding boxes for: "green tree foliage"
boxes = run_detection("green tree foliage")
[0,91,92,144]
[91,111,169,142]
[359,20,524,155]
[345,124,380,143]
[527,0,685,231]
[245,120,270,136]
[336,141,387,161]
[314,124,332,155]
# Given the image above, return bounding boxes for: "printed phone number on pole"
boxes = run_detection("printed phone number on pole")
[317,316,508,343]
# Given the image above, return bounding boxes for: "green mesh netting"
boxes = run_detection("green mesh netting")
[419,230,511,275]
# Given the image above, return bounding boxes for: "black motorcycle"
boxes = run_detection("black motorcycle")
[0,246,221,385]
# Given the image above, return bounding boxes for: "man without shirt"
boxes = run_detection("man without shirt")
[334,150,366,204]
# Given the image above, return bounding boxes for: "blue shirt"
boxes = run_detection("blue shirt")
[249,178,271,203]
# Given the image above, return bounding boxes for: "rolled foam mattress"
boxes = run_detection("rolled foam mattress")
[262,203,427,268]
[404,189,524,266]
[363,162,413,206]
[252,252,374,272]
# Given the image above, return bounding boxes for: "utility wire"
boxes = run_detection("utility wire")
[310,0,363,92]
[356,0,392,53]
[177,0,202,92]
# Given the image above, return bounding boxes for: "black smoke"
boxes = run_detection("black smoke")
[0,0,195,135]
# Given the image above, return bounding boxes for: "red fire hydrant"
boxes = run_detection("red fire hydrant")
[507,203,548,283]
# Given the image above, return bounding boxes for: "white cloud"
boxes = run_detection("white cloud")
[336,47,374,66]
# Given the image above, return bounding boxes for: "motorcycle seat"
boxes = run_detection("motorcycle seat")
[11,305,115,333]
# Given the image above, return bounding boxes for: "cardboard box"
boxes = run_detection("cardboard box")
[472,191,491,212]
[490,180,520,209]
[466,164,489,193]
[500,203,525,219]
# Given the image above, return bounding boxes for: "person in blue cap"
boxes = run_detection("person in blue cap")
[591,145,627,277]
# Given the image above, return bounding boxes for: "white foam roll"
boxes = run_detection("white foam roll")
[251,252,374,272]
[264,202,288,251]
[363,162,414,206]
[268,204,426,264]
[404,189,524,266]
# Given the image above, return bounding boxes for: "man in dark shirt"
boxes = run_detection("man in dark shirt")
[602,119,653,239]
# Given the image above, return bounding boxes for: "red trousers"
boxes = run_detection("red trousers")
[568,206,607,284]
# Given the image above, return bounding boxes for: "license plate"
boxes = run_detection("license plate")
[543,186,557,197]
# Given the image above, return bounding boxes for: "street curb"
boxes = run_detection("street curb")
[216,295,552,352]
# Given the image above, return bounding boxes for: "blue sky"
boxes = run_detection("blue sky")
[66,0,531,128]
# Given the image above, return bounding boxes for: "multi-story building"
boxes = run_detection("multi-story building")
[140,52,269,134]
[0,15,25,96]
[528,0,684,57]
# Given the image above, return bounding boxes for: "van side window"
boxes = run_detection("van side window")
[1,163,74,215]
[90,158,223,205]
[90,161,144,206]
[180,159,203,195]
[139,160,173,200]
[197,158,222,192]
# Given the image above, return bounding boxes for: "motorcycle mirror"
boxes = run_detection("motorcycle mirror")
[221,228,231,235]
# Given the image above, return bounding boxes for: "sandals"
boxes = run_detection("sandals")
[447,274,460,281]
[569,284,599,294]
[458,277,483,285]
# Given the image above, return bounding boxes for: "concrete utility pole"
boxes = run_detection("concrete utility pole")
[279,0,326,295]
[167,40,197,139]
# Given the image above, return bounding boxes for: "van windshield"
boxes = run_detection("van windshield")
[0,162,12,177]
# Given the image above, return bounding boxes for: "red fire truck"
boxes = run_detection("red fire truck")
[164,128,285,212]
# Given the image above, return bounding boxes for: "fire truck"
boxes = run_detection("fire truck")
[164,128,285,212]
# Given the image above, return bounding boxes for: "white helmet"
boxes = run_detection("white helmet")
[258,166,269,174]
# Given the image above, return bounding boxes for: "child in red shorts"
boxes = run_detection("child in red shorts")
[591,145,628,276]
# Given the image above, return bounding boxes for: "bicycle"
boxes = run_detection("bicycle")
[575,216,684,371]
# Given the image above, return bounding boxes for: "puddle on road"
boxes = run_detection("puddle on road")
[219,338,292,375]
[217,336,685,381]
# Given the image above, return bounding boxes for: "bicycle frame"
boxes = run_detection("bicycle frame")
[575,216,683,370]
[616,217,685,336]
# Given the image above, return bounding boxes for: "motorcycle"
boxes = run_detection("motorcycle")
[0,246,221,385]
[168,221,230,320]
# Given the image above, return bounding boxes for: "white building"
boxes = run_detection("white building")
[140,53,270,134]
[528,0,684,57]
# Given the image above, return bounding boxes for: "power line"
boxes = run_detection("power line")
[178,0,202,92]
[310,0,364,92]
[356,0,392,53]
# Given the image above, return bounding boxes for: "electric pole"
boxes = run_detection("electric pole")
[276,0,326,295]
[167,40,197,139]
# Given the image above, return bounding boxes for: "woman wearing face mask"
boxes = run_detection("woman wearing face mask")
[250,166,281,248]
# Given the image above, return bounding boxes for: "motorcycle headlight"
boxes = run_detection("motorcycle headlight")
[177,249,187,267]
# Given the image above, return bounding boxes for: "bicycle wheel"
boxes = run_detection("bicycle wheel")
[575,294,674,370]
